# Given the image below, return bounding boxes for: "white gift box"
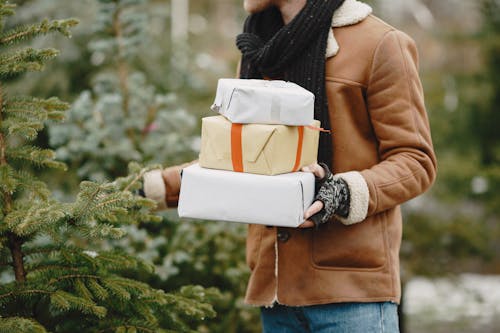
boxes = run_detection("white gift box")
[178,164,315,227]
[210,78,315,126]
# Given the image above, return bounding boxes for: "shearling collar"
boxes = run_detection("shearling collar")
[326,0,372,58]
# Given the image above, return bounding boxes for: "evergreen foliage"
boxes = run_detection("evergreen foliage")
[49,0,198,181]
[401,0,500,278]
[44,1,261,330]
[471,0,500,166]
[0,1,219,331]
[112,220,260,333]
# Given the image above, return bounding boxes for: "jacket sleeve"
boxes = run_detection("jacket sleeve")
[360,29,437,216]
[337,29,436,224]
[143,160,198,210]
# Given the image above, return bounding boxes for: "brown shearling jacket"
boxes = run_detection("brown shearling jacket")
[143,6,436,306]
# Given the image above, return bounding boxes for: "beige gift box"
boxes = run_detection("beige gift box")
[199,116,320,175]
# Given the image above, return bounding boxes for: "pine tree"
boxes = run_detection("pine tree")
[0,1,219,331]
[49,0,198,182]
[42,0,262,331]
[45,1,261,331]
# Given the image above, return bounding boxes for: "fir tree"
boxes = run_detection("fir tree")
[49,0,198,181]
[46,1,261,331]
[0,1,219,331]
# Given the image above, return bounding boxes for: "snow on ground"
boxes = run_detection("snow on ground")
[405,274,500,333]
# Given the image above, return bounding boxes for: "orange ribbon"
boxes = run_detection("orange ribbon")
[230,124,244,172]
[230,124,305,173]
[305,125,331,133]
[292,126,304,172]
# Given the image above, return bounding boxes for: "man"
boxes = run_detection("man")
[143,0,436,331]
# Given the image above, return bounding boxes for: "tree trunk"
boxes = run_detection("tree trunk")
[8,233,26,282]
[0,83,27,283]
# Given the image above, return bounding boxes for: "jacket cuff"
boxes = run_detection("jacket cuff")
[333,171,369,225]
[143,169,167,210]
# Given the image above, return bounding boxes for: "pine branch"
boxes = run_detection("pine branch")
[97,324,157,333]
[0,164,17,195]
[100,278,131,301]
[131,300,158,326]
[2,118,44,141]
[24,246,90,269]
[50,290,107,318]
[4,107,47,122]
[0,317,47,333]
[0,288,52,303]
[5,201,67,237]
[11,170,51,201]
[7,146,67,170]
[70,181,103,221]
[0,2,16,33]
[69,180,160,230]
[0,2,15,16]
[47,273,101,286]
[0,47,59,78]
[28,247,153,278]
[93,314,168,333]
[75,223,125,242]
[95,196,126,210]
[74,278,94,300]
[23,243,81,257]
[87,278,109,301]
[96,251,154,274]
[122,166,148,192]
[26,263,80,276]
[0,18,79,46]
[7,95,69,112]
[24,244,103,267]
[4,96,69,122]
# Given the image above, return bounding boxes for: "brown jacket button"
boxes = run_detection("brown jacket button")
[277,230,290,243]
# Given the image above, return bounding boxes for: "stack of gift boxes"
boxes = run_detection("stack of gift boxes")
[178,79,322,227]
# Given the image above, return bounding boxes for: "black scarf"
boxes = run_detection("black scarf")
[236,0,345,169]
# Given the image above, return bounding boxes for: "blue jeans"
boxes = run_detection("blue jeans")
[261,302,399,333]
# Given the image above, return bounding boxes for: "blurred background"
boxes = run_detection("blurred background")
[6,0,500,332]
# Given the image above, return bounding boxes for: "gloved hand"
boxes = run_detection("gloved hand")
[303,163,350,228]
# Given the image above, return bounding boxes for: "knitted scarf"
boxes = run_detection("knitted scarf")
[236,0,345,169]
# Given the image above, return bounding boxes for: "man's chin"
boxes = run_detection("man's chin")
[243,0,273,14]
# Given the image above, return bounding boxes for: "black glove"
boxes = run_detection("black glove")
[309,163,350,227]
